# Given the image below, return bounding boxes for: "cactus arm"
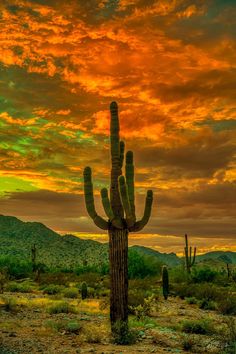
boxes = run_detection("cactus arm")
[191,246,196,266]
[125,151,136,221]
[83,167,108,230]
[120,141,125,168]
[101,188,123,229]
[110,101,123,218]
[118,176,135,227]
[132,190,153,232]
[189,246,192,264]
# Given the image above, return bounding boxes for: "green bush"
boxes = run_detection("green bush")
[66,321,81,334]
[192,267,218,283]
[199,299,217,310]
[186,297,198,305]
[0,257,32,279]
[7,282,33,293]
[63,287,78,298]
[218,295,236,315]
[47,301,77,314]
[42,284,63,295]
[182,319,214,335]
[112,321,137,345]
[0,296,17,312]
[128,250,162,279]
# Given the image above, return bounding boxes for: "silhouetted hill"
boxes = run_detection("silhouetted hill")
[1,215,235,269]
[0,215,108,269]
[196,251,236,264]
[131,245,181,267]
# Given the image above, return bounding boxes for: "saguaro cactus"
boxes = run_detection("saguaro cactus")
[162,265,169,300]
[83,102,153,338]
[184,234,196,274]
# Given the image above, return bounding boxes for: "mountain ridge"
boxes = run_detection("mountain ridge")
[0,215,235,268]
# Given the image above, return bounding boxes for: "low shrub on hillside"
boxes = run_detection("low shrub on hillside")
[128,250,162,279]
[192,267,218,283]
[63,287,78,298]
[0,256,32,279]
[47,301,77,314]
[42,284,63,295]
[181,319,215,335]
[218,295,236,315]
[7,281,33,293]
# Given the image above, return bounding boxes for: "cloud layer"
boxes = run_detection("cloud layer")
[0,0,235,251]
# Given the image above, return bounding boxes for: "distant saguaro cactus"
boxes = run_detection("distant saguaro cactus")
[83,102,153,339]
[184,234,196,274]
[162,265,169,300]
[81,281,88,300]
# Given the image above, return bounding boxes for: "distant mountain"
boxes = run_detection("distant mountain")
[1,215,235,269]
[131,245,181,267]
[0,215,108,269]
[196,251,236,265]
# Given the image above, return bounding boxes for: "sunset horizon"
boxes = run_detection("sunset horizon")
[0,0,235,252]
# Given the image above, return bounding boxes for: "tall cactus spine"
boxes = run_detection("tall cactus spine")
[162,265,169,300]
[184,234,196,274]
[83,102,153,339]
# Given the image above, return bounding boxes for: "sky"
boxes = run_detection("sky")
[0,0,235,253]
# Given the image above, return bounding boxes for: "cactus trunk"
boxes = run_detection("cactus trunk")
[109,228,128,329]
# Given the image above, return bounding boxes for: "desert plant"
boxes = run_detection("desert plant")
[81,282,88,300]
[0,296,17,312]
[42,284,63,295]
[131,294,157,320]
[186,296,198,304]
[182,319,214,335]
[63,287,78,298]
[184,234,196,274]
[66,321,81,334]
[47,301,77,314]
[218,295,236,315]
[0,268,8,293]
[162,265,169,300]
[83,102,153,337]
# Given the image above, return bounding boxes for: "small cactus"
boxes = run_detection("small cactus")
[162,265,169,300]
[184,234,196,274]
[81,281,88,300]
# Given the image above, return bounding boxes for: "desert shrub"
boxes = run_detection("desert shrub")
[42,284,63,295]
[131,294,157,320]
[218,295,236,315]
[182,336,194,351]
[39,272,73,286]
[170,266,189,283]
[66,321,81,334]
[46,319,81,334]
[223,317,236,354]
[0,257,32,279]
[112,321,137,345]
[7,281,33,293]
[47,301,77,314]
[0,296,17,312]
[195,283,221,301]
[192,267,218,283]
[76,272,101,288]
[128,289,147,309]
[199,299,217,310]
[63,287,78,298]
[128,250,162,279]
[182,319,214,335]
[0,269,8,293]
[186,297,198,304]
[82,323,105,343]
[172,283,196,299]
